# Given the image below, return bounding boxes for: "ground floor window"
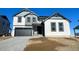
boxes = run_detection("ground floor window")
[51,22,56,32]
[58,22,64,32]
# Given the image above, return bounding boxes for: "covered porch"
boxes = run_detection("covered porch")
[32,23,44,36]
[74,25,79,37]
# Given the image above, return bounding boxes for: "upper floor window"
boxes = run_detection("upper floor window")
[33,17,36,22]
[27,17,31,22]
[51,22,56,32]
[59,22,64,32]
[18,17,22,23]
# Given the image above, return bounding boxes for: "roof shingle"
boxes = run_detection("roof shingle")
[38,16,49,21]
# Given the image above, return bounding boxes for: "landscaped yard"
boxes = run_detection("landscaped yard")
[24,37,79,51]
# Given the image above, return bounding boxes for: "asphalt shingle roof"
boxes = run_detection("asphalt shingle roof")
[38,16,49,21]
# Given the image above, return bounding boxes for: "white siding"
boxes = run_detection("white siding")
[44,19,70,37]
[13,15,38,26]
[12,14,38,37]
[12,16,25,36]
[25,15,38,24]
[13,16,25,26]
[16,11,30,16]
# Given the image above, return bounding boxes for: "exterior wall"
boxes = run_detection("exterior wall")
[25,15,39,35]
[13,15,39,26]
[16,11,30,16]
[44,19,70,37]
[25,14,38,25]
[13,16,25,26]
[12,15,39,37]
[12,16,25,36]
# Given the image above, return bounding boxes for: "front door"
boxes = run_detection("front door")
[37,26,42,34]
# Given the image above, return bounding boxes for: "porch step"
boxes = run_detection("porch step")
[32,35,43,38]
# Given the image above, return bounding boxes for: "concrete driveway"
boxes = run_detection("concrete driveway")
[0,36,32,51]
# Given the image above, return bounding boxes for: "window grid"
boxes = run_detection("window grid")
[59,22,64,32]
[27,17,31,22]
[33,17,36,22]
[51,22,56,32]
[18,17,21,23]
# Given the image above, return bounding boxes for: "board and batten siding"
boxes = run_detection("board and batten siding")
[12,17,25,36]
[44,19,70,37]
[13,17,25,26]
[12,14,38,36]
[25,14,38,25]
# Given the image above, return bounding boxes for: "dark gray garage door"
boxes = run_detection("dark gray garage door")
[15,28,32,36]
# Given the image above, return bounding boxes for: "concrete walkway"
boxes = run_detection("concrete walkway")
[0,37,32,51]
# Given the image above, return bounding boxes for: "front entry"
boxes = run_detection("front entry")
[33,24,43,36]
[37,26,42,34]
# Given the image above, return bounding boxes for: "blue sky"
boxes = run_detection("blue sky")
[0,8,79,35]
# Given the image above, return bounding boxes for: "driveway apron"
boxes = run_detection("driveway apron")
[0,37,31,51]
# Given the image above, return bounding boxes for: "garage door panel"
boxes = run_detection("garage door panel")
[15,28,32,36]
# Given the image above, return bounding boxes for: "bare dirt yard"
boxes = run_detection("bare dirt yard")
[24,37,79,51]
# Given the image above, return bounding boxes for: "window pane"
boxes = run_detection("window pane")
[27,17,30,22]
[59,22,64,32]
[51,22,56,31]
[18,17,21,22]
[33,17,36,22]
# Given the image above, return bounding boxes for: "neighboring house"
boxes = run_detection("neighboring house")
[0,15,11,36]
[74,20,79,37]
[12,9,71,37]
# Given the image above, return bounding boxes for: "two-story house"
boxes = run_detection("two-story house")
[12,9,71,37]
[12,9,43,36]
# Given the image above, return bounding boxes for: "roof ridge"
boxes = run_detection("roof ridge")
[43,12,71,22]
[39,16,49,17]
[14,8,31,16]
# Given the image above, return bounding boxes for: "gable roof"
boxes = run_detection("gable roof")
[44,12,71,22]
[15,9,31,17]
[24,12,38,17]
[14,8,38,17]
[74,25,79,29]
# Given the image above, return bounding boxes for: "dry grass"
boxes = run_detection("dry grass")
[64,37,78,41]
[24,37,66,51]
[0,36,12,41]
